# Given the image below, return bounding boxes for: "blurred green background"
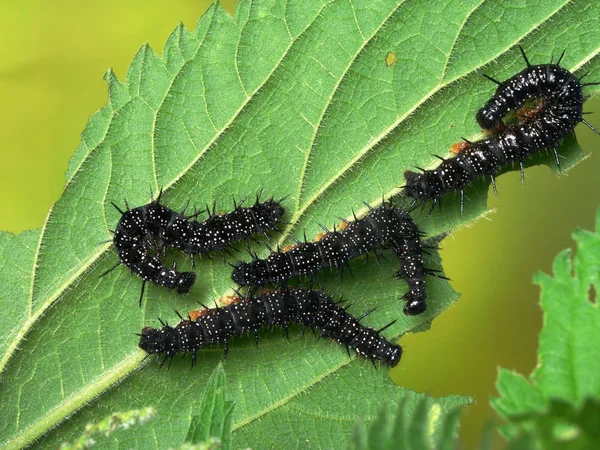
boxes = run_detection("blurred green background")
[0,2,598,448]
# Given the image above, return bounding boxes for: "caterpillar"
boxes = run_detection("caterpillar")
[103,191,286,304]
[231,202,439,316]
[138,288,402,368]
[403,46,599,212]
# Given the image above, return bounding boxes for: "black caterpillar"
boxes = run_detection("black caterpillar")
[404,46,599,211]
[103,191,286,303]
[138,288,402,367]
[231,202,439,315]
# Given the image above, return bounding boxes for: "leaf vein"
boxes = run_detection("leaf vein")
[291,0,404,228]
[439,0,487,81]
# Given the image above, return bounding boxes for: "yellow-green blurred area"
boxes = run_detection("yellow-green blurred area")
[0,2,598,449]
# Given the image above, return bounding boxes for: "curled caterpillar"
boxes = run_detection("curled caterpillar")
[476,46,597,133]
[103,191,286,304]
[404,46,599,212]
[138,288,402,368]
[231,202,439,315]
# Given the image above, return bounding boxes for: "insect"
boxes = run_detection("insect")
[404,46,599,213]
[138,288,402,368]
[102,190,286,304]
[231,202,441,315]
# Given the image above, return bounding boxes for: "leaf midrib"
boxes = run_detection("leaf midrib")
[1,329,406,450]
[0,352,146,450]
[293,0,405,224]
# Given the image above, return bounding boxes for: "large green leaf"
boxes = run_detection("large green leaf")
[492,208,600,447]
[1,0,599,448]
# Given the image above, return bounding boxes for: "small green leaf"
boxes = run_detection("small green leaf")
[504,398,600,450]
[388,398,408,445]
[494,369,546,418]
[505,433,538,450]
[408,398,431,449]
[346,394,465,450]
[58,407,156,450]
[348,417,369,450]
[533,213,600,402]
[492,208,600,446]
[437,409,462,450]
[185,364,233,445]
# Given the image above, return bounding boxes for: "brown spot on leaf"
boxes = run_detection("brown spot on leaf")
[588,283,597,304]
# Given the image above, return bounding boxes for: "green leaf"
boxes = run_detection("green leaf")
[175,439,223,450]
[234,365,470,449]
[492,208,600,445]
[504,398,600,450]
[505,433,538,450]
[532,214,600,401]
[185,364,234,447]
[58,407,156,450]
[1,0,599,448]
[346,394,464,450]
[0,229,40,362]
[437,409,463,450]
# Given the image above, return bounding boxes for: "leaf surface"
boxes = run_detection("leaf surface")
[347,392,464,450]
[1,0,599,448]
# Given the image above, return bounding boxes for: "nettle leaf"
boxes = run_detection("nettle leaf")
[504,398,600,450]
[348,394,463,450]
[492,208,600,446]
[184,364,233,447]
[0,0,599,448]
[58,407,157,450]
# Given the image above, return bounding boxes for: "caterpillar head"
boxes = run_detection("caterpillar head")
[231,261,263,286]
[476,105,502,131]
[403,170,435,201]
[138,326,176,355]
[403,297,427,316]
[262,199,286,224]
[175,272,196,294]
[383,345,403,367]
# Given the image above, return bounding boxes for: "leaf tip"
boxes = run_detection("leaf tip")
[103,68,115,83]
